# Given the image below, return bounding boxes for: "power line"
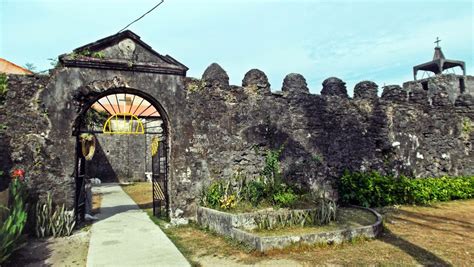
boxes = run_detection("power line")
[118,0,165,33]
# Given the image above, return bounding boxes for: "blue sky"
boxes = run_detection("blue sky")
[1,0,472,95]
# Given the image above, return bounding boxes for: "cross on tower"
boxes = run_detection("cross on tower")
[434,37,441,47]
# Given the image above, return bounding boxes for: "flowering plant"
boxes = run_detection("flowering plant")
[11,169,25,181]
[0,169,28,264]
[8,169,27,204]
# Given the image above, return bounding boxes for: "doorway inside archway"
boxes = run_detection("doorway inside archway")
[74,89,168,221]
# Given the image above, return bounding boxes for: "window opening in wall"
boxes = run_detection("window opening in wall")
[421,81,428,91]
[459,78,465,94]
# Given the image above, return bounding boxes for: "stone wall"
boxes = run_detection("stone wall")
[85,120,163,183]
[403,74,474,104]
[2,66,473,221]
[0,74,74,205]
[180,68,474,208]
[86,134,147,183]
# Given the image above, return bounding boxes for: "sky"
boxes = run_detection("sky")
[1,0,473,95]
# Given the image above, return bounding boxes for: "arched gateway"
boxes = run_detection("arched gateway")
[42,30,188,222]
[74,88,170,220]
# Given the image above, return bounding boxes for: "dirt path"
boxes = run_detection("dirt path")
[7,229,90,267]
[7,191,103,266]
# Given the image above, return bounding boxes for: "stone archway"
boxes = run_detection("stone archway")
[73,87,170,221]
[31,30,189,222]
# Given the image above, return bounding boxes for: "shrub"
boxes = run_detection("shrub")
[272,188,297,207]
[339,171,474,207]
[200,146,299,210]
[200,181,225,209]
[0,171,28,264]
[242,180,266,206]
[35,192,75,238]
[219,194,237,210]
[0,73,7,105]
[261,147,284,196]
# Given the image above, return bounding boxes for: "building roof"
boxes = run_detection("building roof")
[413,43,466,80]
[92,103,160,118]
[0,58,33,75]
[59,30,188,76]
[91,93,160,118]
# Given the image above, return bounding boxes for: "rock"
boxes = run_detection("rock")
[202,63,229,89]
[282,73,309,95]
[354,81,378,101]
[321,77,348,98]
[242,69,270,95]
[171,217,189,226]
[431,91,451,106]
[408,88,428,105]
[455,94,474,107]
[381,85,406,102]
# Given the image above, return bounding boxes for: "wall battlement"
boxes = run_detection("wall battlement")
[1,61,472,220]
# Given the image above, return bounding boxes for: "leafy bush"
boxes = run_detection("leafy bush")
[200,180,239,210]
[219,194,237,209]
[0,172,28,264]
[406,176,474,204]
[0,73,7,105]
[339,171,474,207]
[272,188,297,207]
[261,147,284,197]
[200,181,225,209]
[200,146,300,210]
[242,180,265,206]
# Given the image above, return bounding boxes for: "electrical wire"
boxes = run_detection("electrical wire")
[118,0,165,33]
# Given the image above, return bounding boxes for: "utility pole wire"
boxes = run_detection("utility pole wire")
[118,0,165,33]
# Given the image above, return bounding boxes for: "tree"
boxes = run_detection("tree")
[24,63,36,72]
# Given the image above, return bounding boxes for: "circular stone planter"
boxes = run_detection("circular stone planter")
[197,205,383,252]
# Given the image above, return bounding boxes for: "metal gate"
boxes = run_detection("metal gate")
[152,136,168,217]
[75,135,86,222]
[73,90,169,223]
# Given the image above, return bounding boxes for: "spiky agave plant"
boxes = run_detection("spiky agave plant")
[315,198,337,225]
[35,193,76,238]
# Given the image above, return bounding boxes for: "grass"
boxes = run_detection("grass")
[92,190,102,214]
[121,182,153,209]
[123,182,474,266]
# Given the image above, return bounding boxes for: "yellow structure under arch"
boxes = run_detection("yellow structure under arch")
[103,113,144,134]
[151,137,160,156]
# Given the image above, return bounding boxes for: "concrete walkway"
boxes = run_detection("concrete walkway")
[87,183,190,267]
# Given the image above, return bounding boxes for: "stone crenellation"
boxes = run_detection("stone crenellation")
[1,31,473,222]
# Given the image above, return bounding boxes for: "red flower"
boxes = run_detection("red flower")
[11,169,25,181]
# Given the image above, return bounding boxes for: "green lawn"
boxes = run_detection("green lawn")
[123,182,474,266]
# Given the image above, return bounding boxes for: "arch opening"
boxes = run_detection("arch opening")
[74,88,169,222]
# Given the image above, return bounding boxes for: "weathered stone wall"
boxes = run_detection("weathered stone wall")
[85,120,163,183]
[86,134,147,183]
[2,66,473,222]
[180,68,474,209]
[41,67,188,214]
[403,74,474,104]
[0,74,74,205]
